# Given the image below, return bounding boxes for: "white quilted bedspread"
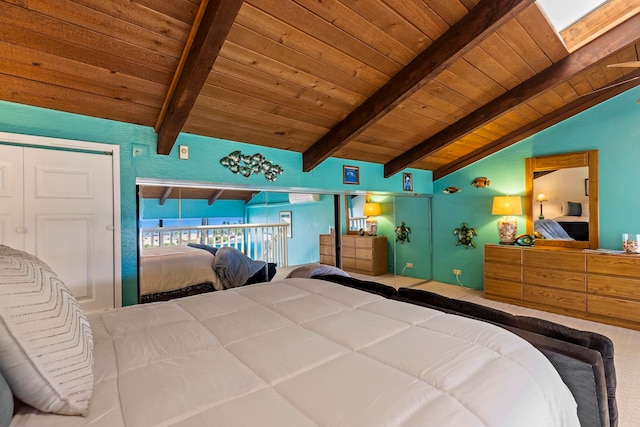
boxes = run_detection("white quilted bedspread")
[12,278,579,427]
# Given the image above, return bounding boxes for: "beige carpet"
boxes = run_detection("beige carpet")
[278,267,640,425]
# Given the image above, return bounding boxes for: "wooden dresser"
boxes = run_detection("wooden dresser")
[319,233,336,266]
[341,235,388,276]
[484,244,640,330]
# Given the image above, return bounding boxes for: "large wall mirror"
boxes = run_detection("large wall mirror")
[525,150,599,249]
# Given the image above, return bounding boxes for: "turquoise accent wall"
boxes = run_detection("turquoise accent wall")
[0,100,432,306]
[246,194,335,266]
[432,86,640,289]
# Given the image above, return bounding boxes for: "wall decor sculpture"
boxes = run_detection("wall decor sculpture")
[395,222,411,244]
[454,223,478,249]
[220,150,283,182]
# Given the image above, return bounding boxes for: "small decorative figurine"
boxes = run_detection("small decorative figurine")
[395,222,411,244]
[443,186,461,194]
[454,223,478,249]
[471,177,491,188]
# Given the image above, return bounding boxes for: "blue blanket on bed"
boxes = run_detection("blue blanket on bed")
[535,219,574,240]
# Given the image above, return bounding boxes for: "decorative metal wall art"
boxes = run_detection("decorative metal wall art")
[220,150,283,182]
[454,223,478,249]
[395,222,411,244]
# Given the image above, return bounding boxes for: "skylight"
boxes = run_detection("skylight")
[537,0,609,31]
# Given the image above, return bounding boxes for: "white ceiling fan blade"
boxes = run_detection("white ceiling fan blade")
[607,61,640,68]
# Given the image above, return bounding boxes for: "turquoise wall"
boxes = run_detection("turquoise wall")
[246,194,335,266]
[0,100,432,306]
[432,86,640,289]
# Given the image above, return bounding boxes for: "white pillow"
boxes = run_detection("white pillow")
[285,264,350,279]
[0,245,94,416]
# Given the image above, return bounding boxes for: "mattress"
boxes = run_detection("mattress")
[139,245,218,296]
[11,278,579,427]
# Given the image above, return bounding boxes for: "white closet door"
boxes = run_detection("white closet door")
[23,147,115,313]
[0,145,25,249]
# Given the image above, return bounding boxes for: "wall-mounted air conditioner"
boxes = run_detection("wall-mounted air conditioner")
[288,193,320,204]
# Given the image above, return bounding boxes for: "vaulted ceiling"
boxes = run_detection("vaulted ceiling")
[1,0,639,181]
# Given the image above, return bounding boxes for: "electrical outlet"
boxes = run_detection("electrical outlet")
[405,262,413,268]
[453,269,462,276]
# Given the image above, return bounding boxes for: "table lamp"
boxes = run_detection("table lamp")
[492,196,522,244]
[536,192,547,219]
[363,201,381,236]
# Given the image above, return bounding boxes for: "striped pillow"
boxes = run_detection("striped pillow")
[0,245,94,416]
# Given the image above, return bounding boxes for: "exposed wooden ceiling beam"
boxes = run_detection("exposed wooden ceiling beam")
[207,189,225,205]
[159,187,173,205]
[301,0,535,172]
[384,13,640,178]
[156,0,244,155]
[433,69,640,180]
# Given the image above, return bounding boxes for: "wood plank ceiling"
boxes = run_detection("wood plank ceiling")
[1,0,639,182]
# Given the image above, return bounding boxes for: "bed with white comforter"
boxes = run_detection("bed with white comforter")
[10,278,579,427]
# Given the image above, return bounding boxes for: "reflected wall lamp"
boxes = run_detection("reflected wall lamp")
[492,196,522,244]
[363,200,381,236]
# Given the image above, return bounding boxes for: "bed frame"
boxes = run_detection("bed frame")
[315,274,617,427]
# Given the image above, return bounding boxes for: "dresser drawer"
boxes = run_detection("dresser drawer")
[342,246,355,258]
[524,250,585,271]
[485,245,522,264]
[342,257,356,269]
[587,253,640,277]
[356,259,374,272]
[355,238,374,249]
[588,274,640,300]
[319,234,333,246]
[355,248,373,259]
[524,285,586,312]
[485,262,521,282]
[588,295,640,323]
[342,235,356,247]
[484,278,522,300]
[524,267,586,292]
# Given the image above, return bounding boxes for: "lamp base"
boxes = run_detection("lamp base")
[366,218,377,236]
[497,218,518,244]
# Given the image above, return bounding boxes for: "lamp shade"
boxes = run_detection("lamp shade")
[491,196,522,216]
[536,192,547,202]
[363,202,381,217]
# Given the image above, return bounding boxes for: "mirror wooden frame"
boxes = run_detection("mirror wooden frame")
[525,150,599,249]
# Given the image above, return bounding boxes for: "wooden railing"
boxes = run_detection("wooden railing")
[140,223,289,267]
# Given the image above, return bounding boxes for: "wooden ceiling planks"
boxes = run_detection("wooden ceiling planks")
[0,0,638,180]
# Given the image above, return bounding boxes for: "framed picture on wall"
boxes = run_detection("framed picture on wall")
[343,165,360,185]
[403,172,413,191]
[279,210,292,238]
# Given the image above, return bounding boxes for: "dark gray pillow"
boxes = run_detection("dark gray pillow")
[567,201,582,216]
[0,370,13,427]
[187,243,218,256]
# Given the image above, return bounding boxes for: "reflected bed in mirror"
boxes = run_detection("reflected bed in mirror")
[525,150,599,249]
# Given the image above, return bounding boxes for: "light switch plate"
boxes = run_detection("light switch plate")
[179,145,189,160]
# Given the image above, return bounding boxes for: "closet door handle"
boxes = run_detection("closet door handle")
[106,225,114,231]
[15,226,27,234]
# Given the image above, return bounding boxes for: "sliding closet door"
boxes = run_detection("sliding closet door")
[0,145,24,249]
[23,147,115,313]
